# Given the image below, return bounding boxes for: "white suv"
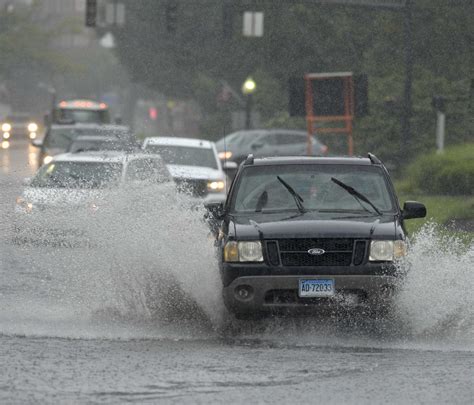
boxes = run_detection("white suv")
[142,137,229,204]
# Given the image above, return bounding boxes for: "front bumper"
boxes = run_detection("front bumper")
[221,264,400,314]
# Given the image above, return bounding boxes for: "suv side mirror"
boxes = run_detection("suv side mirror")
[31,138,43,147]
[402,201,427,220]
[205,202,225,220]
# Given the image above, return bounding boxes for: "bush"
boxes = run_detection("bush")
[406,144,474,195]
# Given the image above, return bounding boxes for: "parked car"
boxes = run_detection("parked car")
[142,136,233,204]
[206,153,426,320]
[31,124,135,167]
[215,129,328,165]
[14,151,172,245]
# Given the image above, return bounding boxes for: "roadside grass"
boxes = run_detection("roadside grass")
[396,189,474,241]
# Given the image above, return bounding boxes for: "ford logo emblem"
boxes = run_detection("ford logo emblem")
[308,248,325,256]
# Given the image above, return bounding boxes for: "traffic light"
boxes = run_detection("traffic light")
[166,1,178,34]
[85,0,97,27]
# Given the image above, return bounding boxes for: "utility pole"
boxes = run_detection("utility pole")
[401,0,413,157]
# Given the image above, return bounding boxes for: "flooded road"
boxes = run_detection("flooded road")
[1,141,473,404]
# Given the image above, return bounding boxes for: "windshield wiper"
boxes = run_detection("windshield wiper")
[277,176,306,213]
[331,177,383,216]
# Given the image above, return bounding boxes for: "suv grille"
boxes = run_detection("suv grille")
[266,238,367,267]
[174,178,208,197]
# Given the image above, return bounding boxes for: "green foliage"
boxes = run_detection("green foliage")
[112,1,472,156]
[403,144,474,196]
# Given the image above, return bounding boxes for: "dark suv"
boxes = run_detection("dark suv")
[207,154,426,319]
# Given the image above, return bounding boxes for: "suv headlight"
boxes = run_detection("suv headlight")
[207,180,225,192]
[218,151,232,160]
[16,196,33,213]
[369,240,407,261]
[224,241,263,262]
[2,123,11,132]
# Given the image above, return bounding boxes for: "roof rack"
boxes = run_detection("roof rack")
[244,154,254,165]
[367,153,382,164]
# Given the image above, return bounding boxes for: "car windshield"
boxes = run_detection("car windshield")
[68,139,125,153]
[45,127,129,150]
[74,127,130,139]
[231,164,394,214]
[30,161,123,189]
[216,131,264,149]
[124,158,170,183]
[6,114,31,123]
[58,109,110,124]
[145,145,218,169]
[44,128,78,149]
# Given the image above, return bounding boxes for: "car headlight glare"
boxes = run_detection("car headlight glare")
[207,180,225,192]
[28,122,38,132]
[43,155,53,165]
[369,240,407,261]
[218,151,232,160]
[16,197,33,213]
[224,241,263,262]
[1,123,11,132]
[3,132,10,139]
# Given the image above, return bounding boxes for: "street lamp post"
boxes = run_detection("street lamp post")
[242,77,256,129]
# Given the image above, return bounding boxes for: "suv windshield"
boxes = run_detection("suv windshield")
[145,145,218,169]
[31,162,123,189]
[232,164,394,214]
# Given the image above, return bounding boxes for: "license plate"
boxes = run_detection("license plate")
[298,279,335,297]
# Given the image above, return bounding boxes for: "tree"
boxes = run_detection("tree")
[110,0,473,164]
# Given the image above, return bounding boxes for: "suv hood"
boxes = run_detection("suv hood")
[167,164,224,180]
[229,212,397,240]
[21,187,107,208]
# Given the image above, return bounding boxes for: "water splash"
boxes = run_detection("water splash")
[395,223,474,343]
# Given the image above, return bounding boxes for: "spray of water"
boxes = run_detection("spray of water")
[2,187,473,349]
[1,183,225,339]
[395,223,474,343]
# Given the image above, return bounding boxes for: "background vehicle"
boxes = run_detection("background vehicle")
[32,124,135,167]
[208,154,426,319]
[1,113,40,141]
[55,100,110,124]
[142,136,229,204]
[215,129,328,165]
[14,151,172,244]
[67,135,132,153]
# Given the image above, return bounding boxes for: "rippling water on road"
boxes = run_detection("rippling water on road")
[1,141,473,404]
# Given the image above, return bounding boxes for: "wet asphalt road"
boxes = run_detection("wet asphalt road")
[0,140,473,404]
